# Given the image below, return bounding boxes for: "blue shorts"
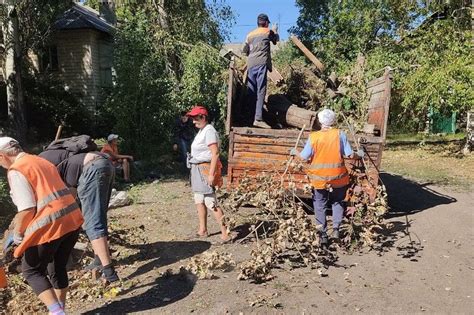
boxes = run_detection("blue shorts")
[77,158,115,240]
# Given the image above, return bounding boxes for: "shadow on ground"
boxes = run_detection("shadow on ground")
[83,272,197,314]
[380,172,457,217]
[108,234,211,280]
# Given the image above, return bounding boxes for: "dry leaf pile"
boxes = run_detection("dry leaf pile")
[0,218,143,313]
[221,169,331,283]
[182,250,235,280]
[220,156,389,282]
[342,161,389,249]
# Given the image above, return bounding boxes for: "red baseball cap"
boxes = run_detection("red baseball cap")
[186,105,208,117]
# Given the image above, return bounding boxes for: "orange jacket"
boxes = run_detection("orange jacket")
[306,129,349,189]
[9,154,83,258]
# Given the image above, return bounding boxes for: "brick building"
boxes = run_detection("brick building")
[0,2,115,115]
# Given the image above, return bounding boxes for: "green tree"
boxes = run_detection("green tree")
[0,1,74,142]
[102,1,234,158]
[291,0,472,132]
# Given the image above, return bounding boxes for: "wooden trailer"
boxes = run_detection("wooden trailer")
[225,61,392,197]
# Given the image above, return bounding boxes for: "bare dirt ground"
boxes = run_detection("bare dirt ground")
[64,168,473,314]
[1,144,473,314]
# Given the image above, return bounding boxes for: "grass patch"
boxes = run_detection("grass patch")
[386,132,466,144]
[382,142,473,191]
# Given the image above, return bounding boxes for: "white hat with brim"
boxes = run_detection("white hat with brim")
[0,137,19,152]
[107,134,119,142]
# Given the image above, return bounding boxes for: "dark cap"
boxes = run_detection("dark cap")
[257,13,270,23]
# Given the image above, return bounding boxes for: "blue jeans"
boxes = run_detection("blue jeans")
[178,137,192,170]
[312,186,347,234]
[247,64,268,121]
[77,158,115,241]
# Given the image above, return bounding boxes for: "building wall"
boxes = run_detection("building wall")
[53,29,105,110]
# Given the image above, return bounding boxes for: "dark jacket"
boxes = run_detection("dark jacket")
[173,117,195,144]
[242,27,279,71]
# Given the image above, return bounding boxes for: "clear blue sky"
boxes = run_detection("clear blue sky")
[224,0,299,43]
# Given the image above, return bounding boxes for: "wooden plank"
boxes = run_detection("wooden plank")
[233,135,308,147]
[290,35,325,73]
[225,60,235,135]
[234,143,304,155]
[227,130,235,190]
[267,67,284,84]
[232,126,310,138]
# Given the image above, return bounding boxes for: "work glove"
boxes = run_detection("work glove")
[289,148,297,157]
[356,148,365,158]
[13,232,23,246]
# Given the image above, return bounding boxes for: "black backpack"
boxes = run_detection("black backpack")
[44,135,98,155]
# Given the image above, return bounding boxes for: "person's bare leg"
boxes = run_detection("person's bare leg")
[123,159,130,181]
[197,203,208,235]
[54,288,67,307]
[37,289,60,312]
[90,237,112,266]
[211,206,230,240]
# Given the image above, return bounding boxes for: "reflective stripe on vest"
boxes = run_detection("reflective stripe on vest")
[306,128,350,189]
[308,162,345,170]
[37,188,72,211]
[24,202,79,237]
[308,172,349,181]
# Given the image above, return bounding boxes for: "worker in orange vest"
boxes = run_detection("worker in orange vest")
[0,137,83,315]
[291,109,364,246]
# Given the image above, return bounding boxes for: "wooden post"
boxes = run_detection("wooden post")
[290,35,325,73]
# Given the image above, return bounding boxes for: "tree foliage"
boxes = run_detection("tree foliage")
[291,0,472,132]
[0,0,82,141]
[101,1,234,157]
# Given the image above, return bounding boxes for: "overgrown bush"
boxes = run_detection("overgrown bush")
[23,72,93,141]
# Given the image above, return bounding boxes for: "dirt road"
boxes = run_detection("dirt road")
[69,171,473,314]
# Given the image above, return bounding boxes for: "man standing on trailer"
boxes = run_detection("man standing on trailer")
[242,13,279,129]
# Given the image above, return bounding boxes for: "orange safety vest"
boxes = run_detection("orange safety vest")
[306,128,350,190]
[9,154,84,258]
[198,160,223,188]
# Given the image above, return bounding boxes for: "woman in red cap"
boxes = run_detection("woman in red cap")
[186,105,231,242]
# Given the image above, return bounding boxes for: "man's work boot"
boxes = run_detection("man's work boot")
[253,120,271,129]
[331,229,340,241]
[102,264,120,283]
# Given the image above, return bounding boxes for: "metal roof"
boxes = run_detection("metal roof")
[54,3,115,35]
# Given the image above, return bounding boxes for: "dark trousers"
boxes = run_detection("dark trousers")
[22,229,80,295]
[312,186,347,234]
[247,64,268,121]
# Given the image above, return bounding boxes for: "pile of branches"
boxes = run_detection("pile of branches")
[268,60,329,111]
[220,158,389,282]
[221,168,331,283]
[268,53,371,129]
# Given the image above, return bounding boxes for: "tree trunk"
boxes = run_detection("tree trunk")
[4,6,26,143]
